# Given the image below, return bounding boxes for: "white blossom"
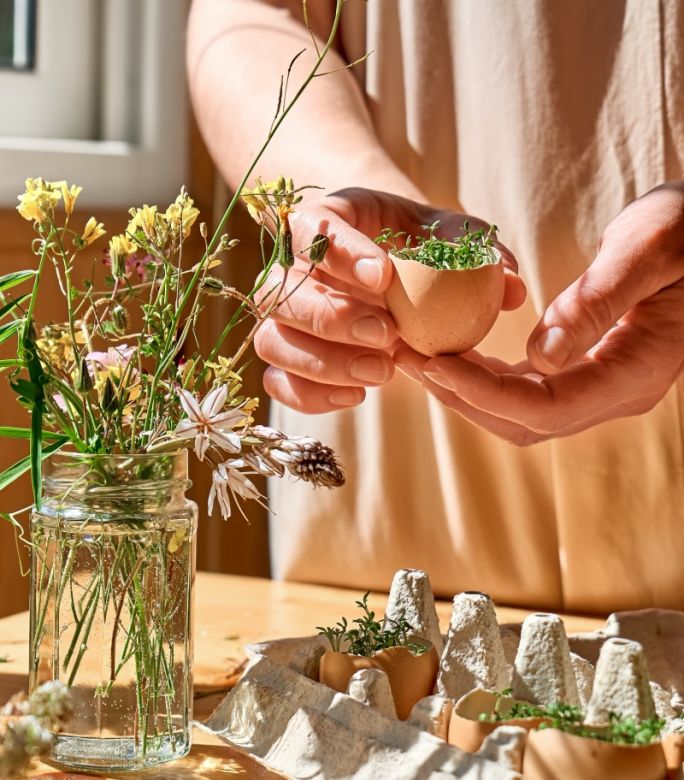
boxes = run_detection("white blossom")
[175,385,245,460]
[208,461,263,520]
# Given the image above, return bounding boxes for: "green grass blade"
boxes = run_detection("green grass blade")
[0,270,36,292]
[0,427,65,440]
[0,320,23,345]
[0,437,68,493]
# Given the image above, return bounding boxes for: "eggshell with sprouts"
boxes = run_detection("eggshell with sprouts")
[386,248,505,356]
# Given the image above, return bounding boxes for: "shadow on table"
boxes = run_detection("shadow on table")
[33,744,277,779]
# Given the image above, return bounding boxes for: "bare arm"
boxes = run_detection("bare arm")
[187,0,421,199]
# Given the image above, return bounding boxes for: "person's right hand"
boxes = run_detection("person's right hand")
[254,187,526,413]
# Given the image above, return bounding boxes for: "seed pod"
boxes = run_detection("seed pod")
[101,377,117,413]
[202,276,224,294]
[111,305,128,332]
[309,234,329,264]
[278,225,295,268]
[77,358,93,394]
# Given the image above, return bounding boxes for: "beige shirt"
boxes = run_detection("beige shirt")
[270,0,684,614]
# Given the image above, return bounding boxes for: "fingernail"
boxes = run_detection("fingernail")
[535,326,573,369]
[328,387,363,407]
[424,369,452,389]
[350,315,388,347]
[348,354,391,384]
[353,257,383,290]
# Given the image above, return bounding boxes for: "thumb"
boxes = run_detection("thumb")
[527,240,680,374]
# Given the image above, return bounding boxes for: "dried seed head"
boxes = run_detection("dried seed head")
[275,436,344,487]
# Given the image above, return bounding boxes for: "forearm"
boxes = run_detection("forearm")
[187,0,422,200]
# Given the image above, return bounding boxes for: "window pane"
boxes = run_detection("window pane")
[0,0,36,70]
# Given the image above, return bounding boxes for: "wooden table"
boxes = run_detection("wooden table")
[0,573,603,778]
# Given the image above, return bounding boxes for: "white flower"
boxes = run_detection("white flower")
[208,461,262,520]
[175,386,244,461]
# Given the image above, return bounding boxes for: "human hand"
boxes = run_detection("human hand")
[255,187,526,413]
[396,182,684,444]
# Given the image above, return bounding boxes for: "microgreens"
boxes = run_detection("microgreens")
[317,592,429,657]
[478,689,665,746]
[375,220,499,271]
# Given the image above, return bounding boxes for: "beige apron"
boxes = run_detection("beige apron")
[270,0,684,614]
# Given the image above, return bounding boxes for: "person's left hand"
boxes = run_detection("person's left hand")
[394,182,684,445]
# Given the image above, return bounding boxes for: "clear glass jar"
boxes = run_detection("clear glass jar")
[29,451,197,772]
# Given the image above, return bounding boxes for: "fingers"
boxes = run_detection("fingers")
[263,366,366,414]
[528,186,684,373]
[502,268,527,310]
[289,203,393,294]
[393,345,546,445]
[423,310,676,437]
[263,265,397,348]
[255,319,395,387]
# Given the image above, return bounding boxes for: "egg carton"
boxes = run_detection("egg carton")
[197,569,684,779]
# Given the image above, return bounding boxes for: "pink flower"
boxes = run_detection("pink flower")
[85,344,134,370]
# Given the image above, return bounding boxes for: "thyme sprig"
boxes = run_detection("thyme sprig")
[317,592,429,657]
[375,219,498,271]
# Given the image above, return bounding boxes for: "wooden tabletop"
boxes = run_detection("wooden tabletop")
[0,572,603,779]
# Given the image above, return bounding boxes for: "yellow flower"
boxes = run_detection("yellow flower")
[16,178,61,224]
[60,183,82,217]
[127,205,159,242]
[81,217,106,246]
[165,189,200,238]
[241,176,298,224]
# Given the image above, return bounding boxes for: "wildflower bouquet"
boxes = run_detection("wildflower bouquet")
[0,1,350,770]
[7,176,343,520]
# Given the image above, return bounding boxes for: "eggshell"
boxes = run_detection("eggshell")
[523,727,667,780]
[662,732,684,779]
[386,249,505,356]
[319,651,372,694]
[370,644,440,720]
[447,688,546,753]
[319,641,439,720]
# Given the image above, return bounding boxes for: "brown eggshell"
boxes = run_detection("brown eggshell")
[447,688,546,753]
[662,732,684,779]
[523,727,667,780]
[319,641,439,721]
[370,644,440,720]
[386,249,505,356]
[319,651,372,694]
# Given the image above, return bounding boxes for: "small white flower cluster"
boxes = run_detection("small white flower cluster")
[0,681,72,777]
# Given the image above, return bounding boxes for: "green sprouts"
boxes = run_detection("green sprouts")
[317,591,429,657]
[478,690,665,746]
[375,220,498,270]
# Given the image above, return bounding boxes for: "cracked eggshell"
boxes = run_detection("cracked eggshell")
[319,642,440,721]
[385,249,504,356]
[448,688,546,754]
[523,728,667,780]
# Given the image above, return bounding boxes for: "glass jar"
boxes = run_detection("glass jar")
[29,451,197,772]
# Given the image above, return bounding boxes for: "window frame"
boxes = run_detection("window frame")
[0,0,188,208]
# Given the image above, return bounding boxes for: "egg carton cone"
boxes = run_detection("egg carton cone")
[385,568,444,657]
[585,637,656,724]
[437,591,510,700]
[511,613,579,706]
